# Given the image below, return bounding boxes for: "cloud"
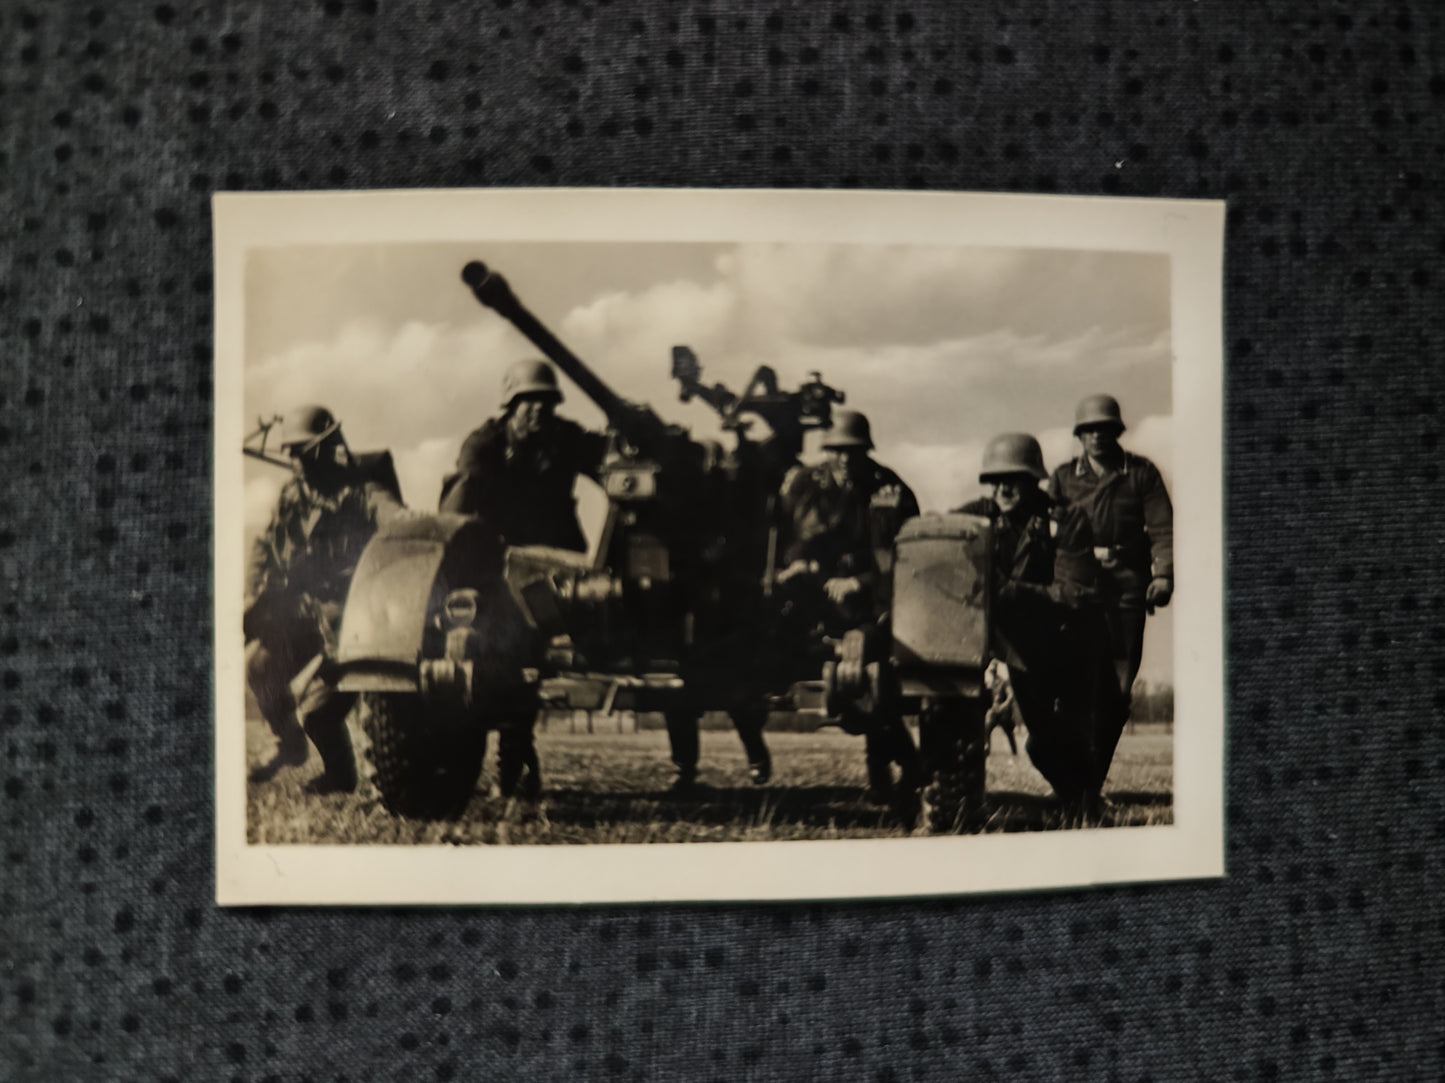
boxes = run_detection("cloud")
[713,244,1168,351]
[1127,414,1173,489]
[532,244,1171,464]
[394,436,463,513]
[561,279,737,371]
[242,241,1176,604]
[244,472,285,539]
[244,316,535,491]
[887,438,988,515]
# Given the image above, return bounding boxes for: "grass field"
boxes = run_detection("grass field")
[245,714,1173,845]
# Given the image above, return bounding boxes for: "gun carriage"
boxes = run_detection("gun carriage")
[256,262,995,830]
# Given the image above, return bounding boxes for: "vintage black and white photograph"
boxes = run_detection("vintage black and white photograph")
[214,189,1224,904]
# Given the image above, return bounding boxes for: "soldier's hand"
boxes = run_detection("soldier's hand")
[824,576,862,605]
[1145,576,1173,612]
[776,559,816,585]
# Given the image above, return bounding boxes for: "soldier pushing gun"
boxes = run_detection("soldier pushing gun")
[441,360,609,553]
[777,409,922,813]
[440,359,609,802]
[244,406,407,792]
[957,433,1123,822]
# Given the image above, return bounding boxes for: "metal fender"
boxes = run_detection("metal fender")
[336,513,504,689]
[890,512,991,675]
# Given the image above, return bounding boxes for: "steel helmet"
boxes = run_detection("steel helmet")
[821,409,873,450]
[979,433,1047,483]
[279,404,341,453]
[1073,393,1126,435]
[502,359,562,408]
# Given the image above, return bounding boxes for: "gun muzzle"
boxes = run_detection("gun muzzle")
[461,261,520,317]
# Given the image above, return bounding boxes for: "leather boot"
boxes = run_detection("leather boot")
[249,711,310,783]
[302,711,357,794]
[732,710,772,785]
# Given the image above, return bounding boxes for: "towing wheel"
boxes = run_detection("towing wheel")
[360,692,484,820]
[918,698,988,834]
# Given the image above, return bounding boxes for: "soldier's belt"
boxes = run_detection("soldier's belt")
[1091,544,1148,567]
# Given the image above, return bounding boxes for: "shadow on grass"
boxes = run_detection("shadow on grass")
[539,784,901,832]
[511,784,1173,834]
[1104,790,1174,808]
[983,790,1174,832]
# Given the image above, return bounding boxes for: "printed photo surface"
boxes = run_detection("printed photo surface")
[214,188,1225,904]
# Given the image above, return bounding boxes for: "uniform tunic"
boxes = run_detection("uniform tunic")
[954,490,1124,800]
[1048,451,1173,708]
[1047,451,1173,607]
[779,456,921,795]
[779,458,919,620]
[954,491,1055,674]
[439,416,608,552]
[245,451,405,650]
[438,415,607,799]
[244,452,405,785]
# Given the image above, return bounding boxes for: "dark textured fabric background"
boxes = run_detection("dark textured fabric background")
[1,1,1441,1079]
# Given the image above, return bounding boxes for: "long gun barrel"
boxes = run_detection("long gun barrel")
[462,261,658,442]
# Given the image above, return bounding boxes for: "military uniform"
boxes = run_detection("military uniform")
[779,458,920,619]
[439,416,608,552]
[439,382,609,800]
[1047,450,1173,707]
[245,451,404,790]
[779,454,921,798]
[663,444,787,792]
[954,490,1055,670]
[957,491,1122,805]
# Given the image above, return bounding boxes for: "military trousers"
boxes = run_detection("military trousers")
[494,715,542,800]
[665,708,771,783]
[245,613,357,789]
[1009,601,1127,802]
[1099,603,1146,701]
[865,719,920,792]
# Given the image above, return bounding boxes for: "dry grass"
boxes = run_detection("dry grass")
[246,719,1173,846]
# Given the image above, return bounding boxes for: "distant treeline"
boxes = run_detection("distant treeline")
[544,685,1175,736]
[1129,679,1175,724]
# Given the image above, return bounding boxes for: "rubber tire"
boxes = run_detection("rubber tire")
[360,692,484,820]
[919,698,989,835]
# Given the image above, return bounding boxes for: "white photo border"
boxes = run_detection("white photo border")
[213,188,1225,906]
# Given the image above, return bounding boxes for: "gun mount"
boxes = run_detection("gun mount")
[460,260,758,674]
[242,415,292,470]
[671,346,844,464]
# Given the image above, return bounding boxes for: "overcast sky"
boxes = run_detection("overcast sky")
[243,240,1174,680]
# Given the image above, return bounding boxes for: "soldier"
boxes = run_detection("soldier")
[777,409,921,807]
[664,409,799,794]
[1048,395,1174,721]
[440,359,609,801]
[440,359,609,551]
[245,405,406,792]
[956,433,1119,817]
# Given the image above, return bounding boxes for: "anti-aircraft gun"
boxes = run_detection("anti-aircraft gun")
[332,261,995,832]
[456,260,833,697]
[671,345,843,481]
[325,261,847,817]
[673,339,995,831]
